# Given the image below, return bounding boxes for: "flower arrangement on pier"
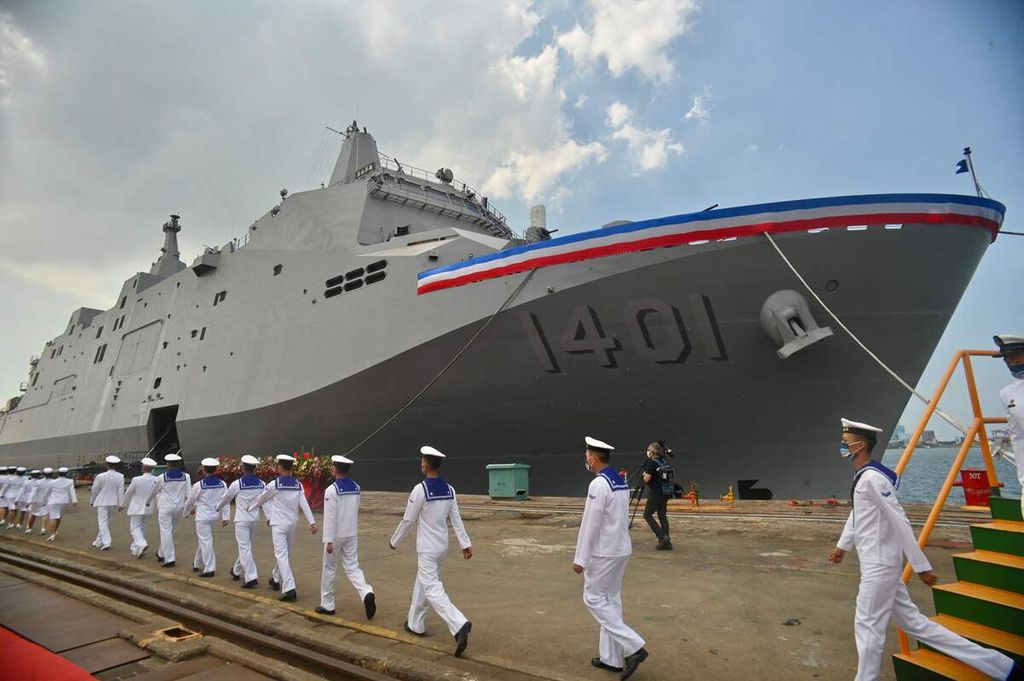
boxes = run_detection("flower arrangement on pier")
[213,452,332,510]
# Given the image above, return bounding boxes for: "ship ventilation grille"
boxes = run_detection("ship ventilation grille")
[759,289,833,359]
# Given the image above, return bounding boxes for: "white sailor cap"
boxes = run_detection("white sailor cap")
[105,455,121,464]
[30,469,40,475]
[994,334,1024,357]
[164,453,182,462]
[43,467,53,474]
[200,457,220,467]
[331,455,354,465]
[420,446,445,458]
[16,467,26,472]
[140,457,157,467]
[240,454,260,466]
[276,454,296,463]
[57,467,69,474]
[841,418,883,437]
[584,436,614,452]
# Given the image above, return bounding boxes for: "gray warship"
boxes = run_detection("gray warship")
[0,122,1007,499]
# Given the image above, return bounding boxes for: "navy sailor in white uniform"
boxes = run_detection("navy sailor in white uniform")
[119,457,159,558]
[389,446,473,657]
[316,455,376,619]
[216,454,268,589]
[90,455,125,550]
[994,334,1024,517]
[147,453,192,568]
[248,454,317,602]
[574,436,648,680]
[184,457,231,577]
[44,467,77,541]
[828,418,1018,681]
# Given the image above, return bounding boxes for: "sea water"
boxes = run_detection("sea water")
[880,446,1021,505]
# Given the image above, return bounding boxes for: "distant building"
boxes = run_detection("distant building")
[921,430,938,446]
[894,424,907,440]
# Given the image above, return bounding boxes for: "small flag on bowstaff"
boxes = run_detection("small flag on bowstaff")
[954,159,969,174]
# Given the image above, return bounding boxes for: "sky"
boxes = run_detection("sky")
[1,0,1022,438]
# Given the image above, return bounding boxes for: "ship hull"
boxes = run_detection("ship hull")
[1,220,991,498]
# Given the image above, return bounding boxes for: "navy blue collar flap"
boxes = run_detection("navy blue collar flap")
[333,477,360,495]
[239,474,265,490]
[599,467,630,492]
[201,476,225,489]
[421,477,453,501]
[275,476,301,490]
[853,460,900,494]
[165,469,186,481]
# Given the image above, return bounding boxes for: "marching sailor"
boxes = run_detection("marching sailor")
[120,457,159,558]
[216,454,267,589]
[994,334,1024,516]
[183,457,230,577]
[828,418,1018,681]
[574,436,648,680]
[0,467,10,527]
[317,455,376,619]
[28,468,54,535]
[90,456,125,550]
[18,470,42,533]
[45,467,77,541]
[389,446,473,657]
[248,454,317,602]
[147,453,191,567]
[2,467,27,529]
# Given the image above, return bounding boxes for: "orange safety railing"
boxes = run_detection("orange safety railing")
[891,349,1007,655]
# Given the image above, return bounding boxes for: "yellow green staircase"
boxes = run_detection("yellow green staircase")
[893,495,1024,679]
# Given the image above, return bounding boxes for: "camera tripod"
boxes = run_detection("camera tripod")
[626,465,647,529]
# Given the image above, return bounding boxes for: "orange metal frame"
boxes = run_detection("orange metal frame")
[891,349,1007,654]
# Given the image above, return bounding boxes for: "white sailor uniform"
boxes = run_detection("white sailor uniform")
[320,477,373,611]
[122,472,159,556]
[184,475,230,573]
[0,470,11,510]
[217,474,268,583]
[3,472,26,513]
[999,378,1023,512]
[30,477,52,518]
[19,476,39,514]
[575,467,646,670]
[390,478,471,636]
[46,476,77,518]
[149,470,192,563]
[90,469,125,548]
[837,461,1015,681]
[249,476,316,593]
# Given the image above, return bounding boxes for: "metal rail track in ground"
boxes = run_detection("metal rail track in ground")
[0,548,397,681]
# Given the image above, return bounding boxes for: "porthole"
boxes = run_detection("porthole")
[344,280,363,292]
[366,272,386,285]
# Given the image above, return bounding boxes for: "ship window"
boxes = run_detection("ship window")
[50,349,56,359]
[344,280,363,292]
[119,296,127,310]
[366,271,386,285]
[325,274,345,288]
[191,329,198,338]
[273,264,283,276]
[324,286,343,298]
[57,346,63,356]
[31,373,39,387]
[396,225,410,237]
[95,326,103,338]
[162,341,168,349]
[200,327,207,341]
[345,267,364,281]
[93,344,107,364]
[213,290,227,306]
[153,377,162,389]
[366,259,387,273]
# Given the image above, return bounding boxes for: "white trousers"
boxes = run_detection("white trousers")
[320,536,373,611]
[407,551,467,636]
[854,563,1014,681]
[232,521,259,582]
[158,508,181,563]
[193,520,217,573]
[45,503,65,520]
[271,524,297,593]
[94,506,114,547]
[583,555,645,669]
[129,514,152,555]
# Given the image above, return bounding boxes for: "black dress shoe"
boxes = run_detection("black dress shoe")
[315,606,335,615]
[198,571,215,578]
[591,658,623,672]
[156,553,164,563]
[269,577,280,591]
[453,621,472,657]
[364,592,376,620]
[162,561,176,568]
[403,622,426,636]
[192,566,200,572]
[279,590,297,602]
[231,571,241,581]
[621,648,648,680]
[242,579,258,589]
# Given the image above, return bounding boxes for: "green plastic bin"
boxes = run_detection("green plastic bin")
[486,463,530,500]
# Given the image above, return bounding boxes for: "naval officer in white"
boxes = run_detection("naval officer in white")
[184,457,230,577]
[994,334,1024,516]
[317,455,376,619]
[90,455,125,550]
[828,418,1017,681]
[45,467,77,541]
[148,453,191,567]
[574,436,648,680]
[248,454,317,602]
[389,446,473,657]
[216,454,267,589]
[120,457,159,558]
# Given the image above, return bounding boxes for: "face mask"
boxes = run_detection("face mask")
[840,442,857,459]
[1009,362,1024,380]
[583,455,592,472]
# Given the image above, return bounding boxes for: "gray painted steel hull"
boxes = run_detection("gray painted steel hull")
[2,221,989,498]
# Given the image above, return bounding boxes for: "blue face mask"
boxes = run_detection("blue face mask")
[1009,362,1024,380]
[840,442,852,458]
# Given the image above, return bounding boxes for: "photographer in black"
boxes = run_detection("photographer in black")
[641,440,674,551]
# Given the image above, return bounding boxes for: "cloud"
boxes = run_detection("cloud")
[0,12,47,106]
[556,0,699,82]
[684,85,712,124]
[605,101,683,171]
[574,93,589,109]
[483,138,607,202]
